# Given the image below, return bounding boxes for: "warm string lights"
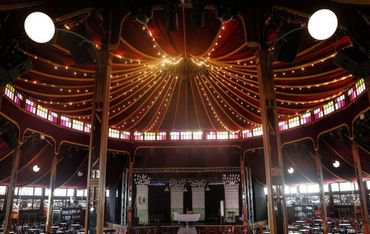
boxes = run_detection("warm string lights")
[145,76,178,131]
[204,66,260,126]
[140,24,169,58]
[205,23,227,60]
[3,78,367,141]
[11,9,361,141]
[195,74,231,131]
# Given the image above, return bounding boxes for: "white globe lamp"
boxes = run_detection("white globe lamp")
[24,12,55,43]
[308,9,338,40]
[287,167,294,174]
[32,164,40,172]
[332,160,340,168]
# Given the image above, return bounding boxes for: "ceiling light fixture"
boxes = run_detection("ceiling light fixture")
[308,9,338,40]
[332,160,340,168]
[32,165,40,172]
[287,167,294,174]
[24,12,55,43]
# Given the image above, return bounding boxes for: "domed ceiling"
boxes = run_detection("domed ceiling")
[0,1,369,187]
[13,5,358,132]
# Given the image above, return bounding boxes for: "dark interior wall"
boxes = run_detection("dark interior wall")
[148,185,171,223]
[205,184,224,223]
[253,178,267,222]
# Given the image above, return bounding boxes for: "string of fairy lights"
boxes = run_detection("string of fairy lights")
[11,11,358,134]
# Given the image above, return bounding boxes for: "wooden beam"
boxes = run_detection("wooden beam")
[351,140,370,234]
[3,144,21,233]
[256,49,288,234]
[46,154,58,234]
[85,8,112,234]
[95,34,112,234]
[314,149,328,234]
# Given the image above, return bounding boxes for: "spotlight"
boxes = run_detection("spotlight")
[287,167,294,174]
[333,46,370,77]
[77,171,83,177]
[32,165,40,172]
[332,160,340,168]
[308,9,338,40]
[24,12,55,43]
[273,24,303,63]
[61,24,97,65]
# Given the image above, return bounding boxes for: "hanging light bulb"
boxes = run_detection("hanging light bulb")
[308,9,338,40]
[24,12,55,43]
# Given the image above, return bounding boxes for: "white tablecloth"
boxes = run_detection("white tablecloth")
[173,213,201,222]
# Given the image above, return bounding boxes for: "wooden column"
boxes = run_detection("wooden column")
[239,154,247,227]
[256,49,288,234]
[3,143,21,233]
[351,139,369,234]
[127,161,134,231]
[314,149,328,234]
[85,11,112,233]
[95,46,112,234]
[46,154,58,234]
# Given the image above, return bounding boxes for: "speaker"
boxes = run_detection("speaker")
[333,46,370,77]
[0,42,32,86]
[273,26,303,63]
[68,41,97,65]
[62,26,97,65]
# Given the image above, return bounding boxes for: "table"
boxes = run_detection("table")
[173,213,200,233]
[174,213,201,222]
